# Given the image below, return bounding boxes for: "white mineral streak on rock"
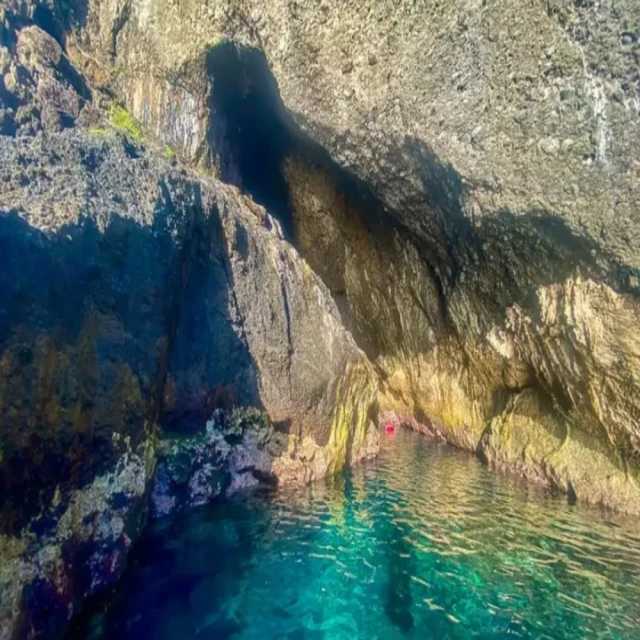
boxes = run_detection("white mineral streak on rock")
[486,326,515,360]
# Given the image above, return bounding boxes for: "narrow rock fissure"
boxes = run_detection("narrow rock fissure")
[206,44,296,241]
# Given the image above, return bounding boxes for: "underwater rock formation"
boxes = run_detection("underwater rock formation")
[151,404,380,518]
[150,408,277,519]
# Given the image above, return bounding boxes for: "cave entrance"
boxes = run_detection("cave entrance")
[205,42,392,360]
[206,43,296,240]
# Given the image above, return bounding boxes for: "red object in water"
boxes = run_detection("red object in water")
[385,424,395,435]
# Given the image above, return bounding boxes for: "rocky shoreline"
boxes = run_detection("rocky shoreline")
[1,0,640,637]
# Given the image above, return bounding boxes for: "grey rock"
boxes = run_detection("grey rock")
[150,407,294,518]
[70,0,640,513]
[0,16,378,632]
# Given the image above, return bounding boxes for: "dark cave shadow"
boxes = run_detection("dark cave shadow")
[205,43,399,250]
[64,489,281,640]
[204,41,639,321]
[0,180,260,536]
[206,44,295,240]
[204,42,424,358]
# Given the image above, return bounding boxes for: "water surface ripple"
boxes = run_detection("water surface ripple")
[74,428,640,640]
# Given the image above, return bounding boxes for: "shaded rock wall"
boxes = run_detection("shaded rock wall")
[285,153,640,512]
[67,0,640,511]
[0,8,379,635]
[0,128,377,636]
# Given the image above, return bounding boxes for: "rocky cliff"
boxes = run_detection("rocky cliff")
[65,0,640,512]
[0,4,378,636]
[1,0,640,636]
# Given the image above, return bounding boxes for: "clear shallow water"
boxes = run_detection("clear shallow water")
[73,428,640,640]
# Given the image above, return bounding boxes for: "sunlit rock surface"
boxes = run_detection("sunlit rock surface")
[1,0,640,636]
[68,0,640,512]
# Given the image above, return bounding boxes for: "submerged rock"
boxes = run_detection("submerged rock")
[0,442,154,640]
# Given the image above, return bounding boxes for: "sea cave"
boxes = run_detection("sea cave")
[1,0,640,638]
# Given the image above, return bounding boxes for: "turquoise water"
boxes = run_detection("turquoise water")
[73,428,640,640]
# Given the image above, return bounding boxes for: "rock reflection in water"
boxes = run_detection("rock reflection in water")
[382,518,415,633]
[71,428,640,640]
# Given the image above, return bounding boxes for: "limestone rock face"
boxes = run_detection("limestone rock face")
[69,0,640,511]
[1,0,640,635]
[71,0,640,261]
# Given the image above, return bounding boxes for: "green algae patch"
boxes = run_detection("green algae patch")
[300,258,316,295]
[88,127,109,137]
[109,105,144,142]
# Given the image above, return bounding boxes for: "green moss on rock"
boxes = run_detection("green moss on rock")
[108,105,144,142]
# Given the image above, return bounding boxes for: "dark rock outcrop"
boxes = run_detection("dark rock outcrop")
[151,408,292,518]
[0,10,378,636]
[0,126,377,636]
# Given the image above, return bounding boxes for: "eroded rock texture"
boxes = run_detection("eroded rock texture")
[0,6,377,636]
[0,128,377,635]
[64,0,640,512]
[1,0,640,635]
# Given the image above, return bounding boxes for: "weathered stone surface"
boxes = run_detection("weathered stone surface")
[0,13,378,630]
[150,405,374,519]
[0,129,377,636]
[68,0,640,511]
[0,15,91,136]
[2,0,640,634]
[70,0,640,262]
[0,442,154,640]
[0,123,378,614]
